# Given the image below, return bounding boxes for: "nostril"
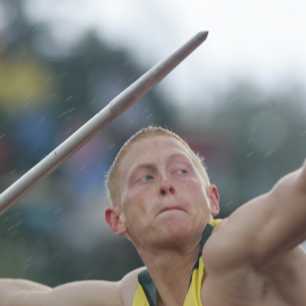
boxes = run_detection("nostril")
[160,188,167,196]
[160,186,175,196]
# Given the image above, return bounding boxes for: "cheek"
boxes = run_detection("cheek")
[182,178,204,194]
[123,187,153,218]
[180,179,208,208]
[132,179,159,199]
[123,193,156,237]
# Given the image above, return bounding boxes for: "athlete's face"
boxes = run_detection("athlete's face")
[109,135,219,249]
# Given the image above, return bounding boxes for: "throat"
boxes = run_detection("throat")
[139,250,200,306]
[136,223,216,306]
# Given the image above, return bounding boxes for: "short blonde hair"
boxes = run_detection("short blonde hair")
[105,126,210,206]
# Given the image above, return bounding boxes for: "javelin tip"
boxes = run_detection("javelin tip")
[196,31,209,42]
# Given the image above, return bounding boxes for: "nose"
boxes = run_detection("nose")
[160,183,176,196]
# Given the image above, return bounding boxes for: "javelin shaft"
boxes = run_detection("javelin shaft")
[0,31,208,215]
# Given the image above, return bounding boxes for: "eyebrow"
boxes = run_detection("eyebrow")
[128,153,190,178]
[167,153,190,162]
[131,163,156,173]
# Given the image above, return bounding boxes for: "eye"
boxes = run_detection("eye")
[175,168,188,175]
[138,174,155,183]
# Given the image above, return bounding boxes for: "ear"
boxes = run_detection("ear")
[206,184,220,216]
[105,206,127,235]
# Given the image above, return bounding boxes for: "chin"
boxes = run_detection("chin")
[157,216,195,245]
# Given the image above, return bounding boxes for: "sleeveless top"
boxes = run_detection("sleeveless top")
[132,219,221,306]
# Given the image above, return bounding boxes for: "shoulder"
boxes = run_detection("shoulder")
[202,194,272,270]
[202,215,252,270]
[119,267,146,306]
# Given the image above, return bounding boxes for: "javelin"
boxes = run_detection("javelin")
[0,31,208,215]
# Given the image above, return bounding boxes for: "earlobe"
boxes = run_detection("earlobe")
[207,184,221,216]
[105,207,127,235]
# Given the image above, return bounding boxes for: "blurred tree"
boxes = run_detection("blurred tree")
[192,81,306,216]
[0,0,170,285]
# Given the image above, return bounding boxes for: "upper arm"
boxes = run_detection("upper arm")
[254,168,306,259]
[4,266,145,306]
[49,267,145,306]
[208,167,306,268]
[5,279,123,306]
[0,279,51,306]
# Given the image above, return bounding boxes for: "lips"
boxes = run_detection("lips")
[158,206,186,215]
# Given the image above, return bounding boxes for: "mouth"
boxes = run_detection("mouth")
[158,206,186,215]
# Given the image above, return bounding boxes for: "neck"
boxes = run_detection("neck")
[137,237,201,306]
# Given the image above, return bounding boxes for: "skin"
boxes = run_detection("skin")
[1,134,306,306]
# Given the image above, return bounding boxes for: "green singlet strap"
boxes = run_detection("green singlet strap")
[193,223,214,269]
[138,269,158,306]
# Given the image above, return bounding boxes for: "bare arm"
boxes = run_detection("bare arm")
[0,278,123,306]
[255,164,306,258]
[211,161,306,267]
[0,265,144,306]
[0,279,50,306]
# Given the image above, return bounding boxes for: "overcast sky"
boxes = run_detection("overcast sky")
[26,0,306,108]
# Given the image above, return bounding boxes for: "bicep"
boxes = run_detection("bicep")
[0,279,51,306]
[216,170,306,267]
[52,280,123,306]
[7,280,122,306]
[255,171,306,259]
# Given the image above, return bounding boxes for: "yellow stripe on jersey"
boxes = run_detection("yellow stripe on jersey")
[133,285,150,306]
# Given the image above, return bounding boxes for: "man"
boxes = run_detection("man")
[1,126,306,306]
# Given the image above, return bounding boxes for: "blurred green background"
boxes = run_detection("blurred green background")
[0,0,305,286]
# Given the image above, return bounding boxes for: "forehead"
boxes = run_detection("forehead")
[119,135,192,176]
